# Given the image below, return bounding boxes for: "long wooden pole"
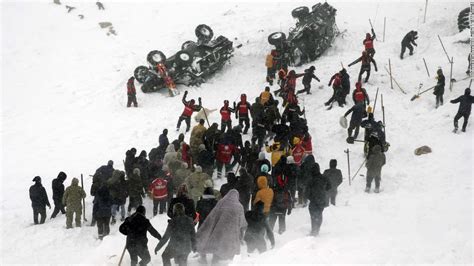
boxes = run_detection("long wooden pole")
[383,17,386,42]
[81,174,87,222]
[423,58,430,77]
[384,66,406,94]
[449,57,454,91]
[423,0,428,23]
[388,59,394,90]
[345,149,351,186]
[437,35,451,63]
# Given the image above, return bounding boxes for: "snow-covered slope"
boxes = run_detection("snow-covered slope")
[1,0,472,264]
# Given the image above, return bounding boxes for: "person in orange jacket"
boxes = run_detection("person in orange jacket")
[253,176,274,216]
[265,50,277,85]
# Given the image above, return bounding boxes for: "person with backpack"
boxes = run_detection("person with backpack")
[177,91,202,132]
[323,159,343,206]
[348,51,378,83]
[149,173,170,216]
[154,203,196,266]
[269,166,293,234]
[297,66,320,95]
[450,88,474,132]
[50,171,67,219]
[29,176,51,224]
[127,76,138,107]
[119,206,162,266]
[93,184,112,240]
[244,201,275,254]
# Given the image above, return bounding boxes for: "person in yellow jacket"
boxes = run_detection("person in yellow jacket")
[265,50,277,85]
[253,176,274,215]
[265,141,290,166]
[259,87,275,106]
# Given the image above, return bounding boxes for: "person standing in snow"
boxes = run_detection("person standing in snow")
[253,175,274,216]
[93,184,112,239]
[220,100,235,132]
[365,145,386,193]
[297,66,320,95]
[433,68,445,108]
[63,177,86,228]
[235,94,252,134]
[305,162,331,236]
[323,159,343,206]
[119,206,162,266]
[128,168,145,214]
[30,176,51,224]
[450,88,474,132]
[363,28,376,58]
[348,51,378,83]
[196,187,218,228]
[50,171,67,219]
[127,76,138,108]
[107,170,128,224]
[177,91,202,132]
[149,173,170,216]
[266,50,277,85]
[344,102,366,142]
[400,30,418,59]
[244,201,275,254]
[269,167,293,234]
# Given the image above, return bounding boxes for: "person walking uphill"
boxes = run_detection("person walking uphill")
[177,90,202,132]
[51,171,67,219]
[196,189,247,265]
[63,177,86,228]
[93,184,112,240]
[127,76,138,107]
[323,160,343,206]
[244,201,275,254]
[253,175,274,216]
[306,162,331,236]
[119,206,161,266]
[451,88,474,132]
[433,68,445,108]
[29,176,51,224]
[365,145,386,193]
[154,203,196,266]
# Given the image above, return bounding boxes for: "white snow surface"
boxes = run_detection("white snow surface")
[1,0,472,265]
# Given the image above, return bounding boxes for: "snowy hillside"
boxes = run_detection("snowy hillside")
[1,0,472,265]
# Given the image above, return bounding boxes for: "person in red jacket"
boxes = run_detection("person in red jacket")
[149,173,170,216]
[301,133,313,156]
[235,94,251,134]
[215,142,238,179]
[325,72,345,107]
[291,137,306,166]
[352,82,370,107]
[180,141,192,168]
[348,51,378,83]
[220,100,235,132]
[177,91,202,132]
[363,28,376,58]
[285,70,304,93]
[127,76,138,107]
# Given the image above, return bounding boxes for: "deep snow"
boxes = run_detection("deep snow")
[1,0,472,265]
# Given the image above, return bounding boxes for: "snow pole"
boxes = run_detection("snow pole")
[344,149,351,186]
[81,174,87,222]
[373,87,380,115]
[469,79,473,89]
[437,35,451,64]
[202,107,211,128]
[449,57,454,91]
[423,58,430,77]
[118,244,127,266]
[369,19,377,41]
[383,17,386,42]
[381,94,386,136]
[388,59,394,90]
[340,62,344,69]
[351,159,367,181]
[383,66,406,94]
[423,0,428,23]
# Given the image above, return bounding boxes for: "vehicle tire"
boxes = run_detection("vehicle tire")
[146,50,166,66]
[458,7,470,32]
[181,40,197,50]
[268,32,286,46]
[134,66,150,83]
[195,24,214,40]
[291,6,310,19]
[176,51,193,67]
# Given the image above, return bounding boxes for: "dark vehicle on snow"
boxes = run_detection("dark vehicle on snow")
[134,24,234,94]
[268,2,338,67]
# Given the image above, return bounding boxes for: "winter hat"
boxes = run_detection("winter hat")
[313,163,321,175]
[136,205,146,215]
[198,144,206,152]
[57,171,67,181]
[366,33,371,38]
[260,164,269,173]
[71,178,79,186]
[286,156,295,164]
[107,160,114,167]
[199,119,205,125]
[32,176,41,182]
[133,168,141,176]
[309,65,315,71]
[173,203,185,216]
[465,88,471,95]
[204,179,214,188]
[258,152,266,160]
[330,159,337,168]
[163,128,168,135]
[195,166,202,173]
[130,148,137,154]
[293,137,301,145]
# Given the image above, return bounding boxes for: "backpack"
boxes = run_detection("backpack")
[119,217,130,235]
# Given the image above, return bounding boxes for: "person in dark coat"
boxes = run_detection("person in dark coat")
[128,168,145,214]
[323,160,343,205]
[236,168,254,211]
[297,66,320,95]
[125,148,137,178]
[340,68,351,104]
[325,72,345,107]
[269,168,292,234]
[108,170,128,224]
[93,185,112,239]
[196,187,218,228]
[305,162,331,236]
[168,184,196,221]
[159,129,169,150]
[365,145,386,193]
[197,144,215,177]
[51,171,67,219]
[400,30,418,59]
[284,156,298,206]
[348,51,378,83]
[344,102,366,142]
[219,172,238,198]
[250,97,264,122]
[155,203,196,266]
[119,206,161,266]
[433,68,445,108]
[29,176,51,224]
[451,88,474,132]
[244,201,275,254]
[297,155,315,206]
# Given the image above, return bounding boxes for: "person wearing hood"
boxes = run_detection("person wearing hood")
[450,88,474,132]
[93,184,112,239]
[297,155,315,207]
[63,177,86,228]
[197,144,215,177]
[433,68,445,108]
[365,145,386,193]
[363,28,376,57]
[348,50,378,83]
[128,168,145,214]
[250,97,264,122]
[154,203,196,266]
[172,133,185,152]
[266,50,277,85]
[125,148,137,178]
[190,119,207,160]
[196,187,218,228]
[323,159,343,205]
[284,156,299,205]
[119,206,162,266]
[235,94,252,134]
[203,122,221,151]
[220,172,238,198]
[305,162,331,236]
[236,168,254,211]
[177,90,202,132]
[30,176,51,224]
[253,152,272,178]
[163,144,179,169]
[159,129,170,149]
[185,166,209,206]
[220,100,235,132]
[127,76,138,107]
[196,189,247,265]
[269,158,293,234]
[344,102,366,142]
[400,30,418,59]
[108,170,128,224]
[253,175,274,216]
[244,201,275,254]
[134,150,151,191]
[340,68,351,103]
[168,184,196,221]
[297,66,320,95]
[51,171,67,219]
[352,81,370,107]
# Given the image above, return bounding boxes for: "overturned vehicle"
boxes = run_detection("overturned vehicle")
[134,24,233,94]
[268,2,337,67]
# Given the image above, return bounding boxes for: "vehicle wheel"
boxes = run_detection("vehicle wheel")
[141,76,161,93]
[181,40,197,50]
[134,66,149,83]
[268,32,286,46]
[291,6,310,19]
[195,24,214,40]
[176,51,193,67]
[146,50,166,66]
[458,7,470,32]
